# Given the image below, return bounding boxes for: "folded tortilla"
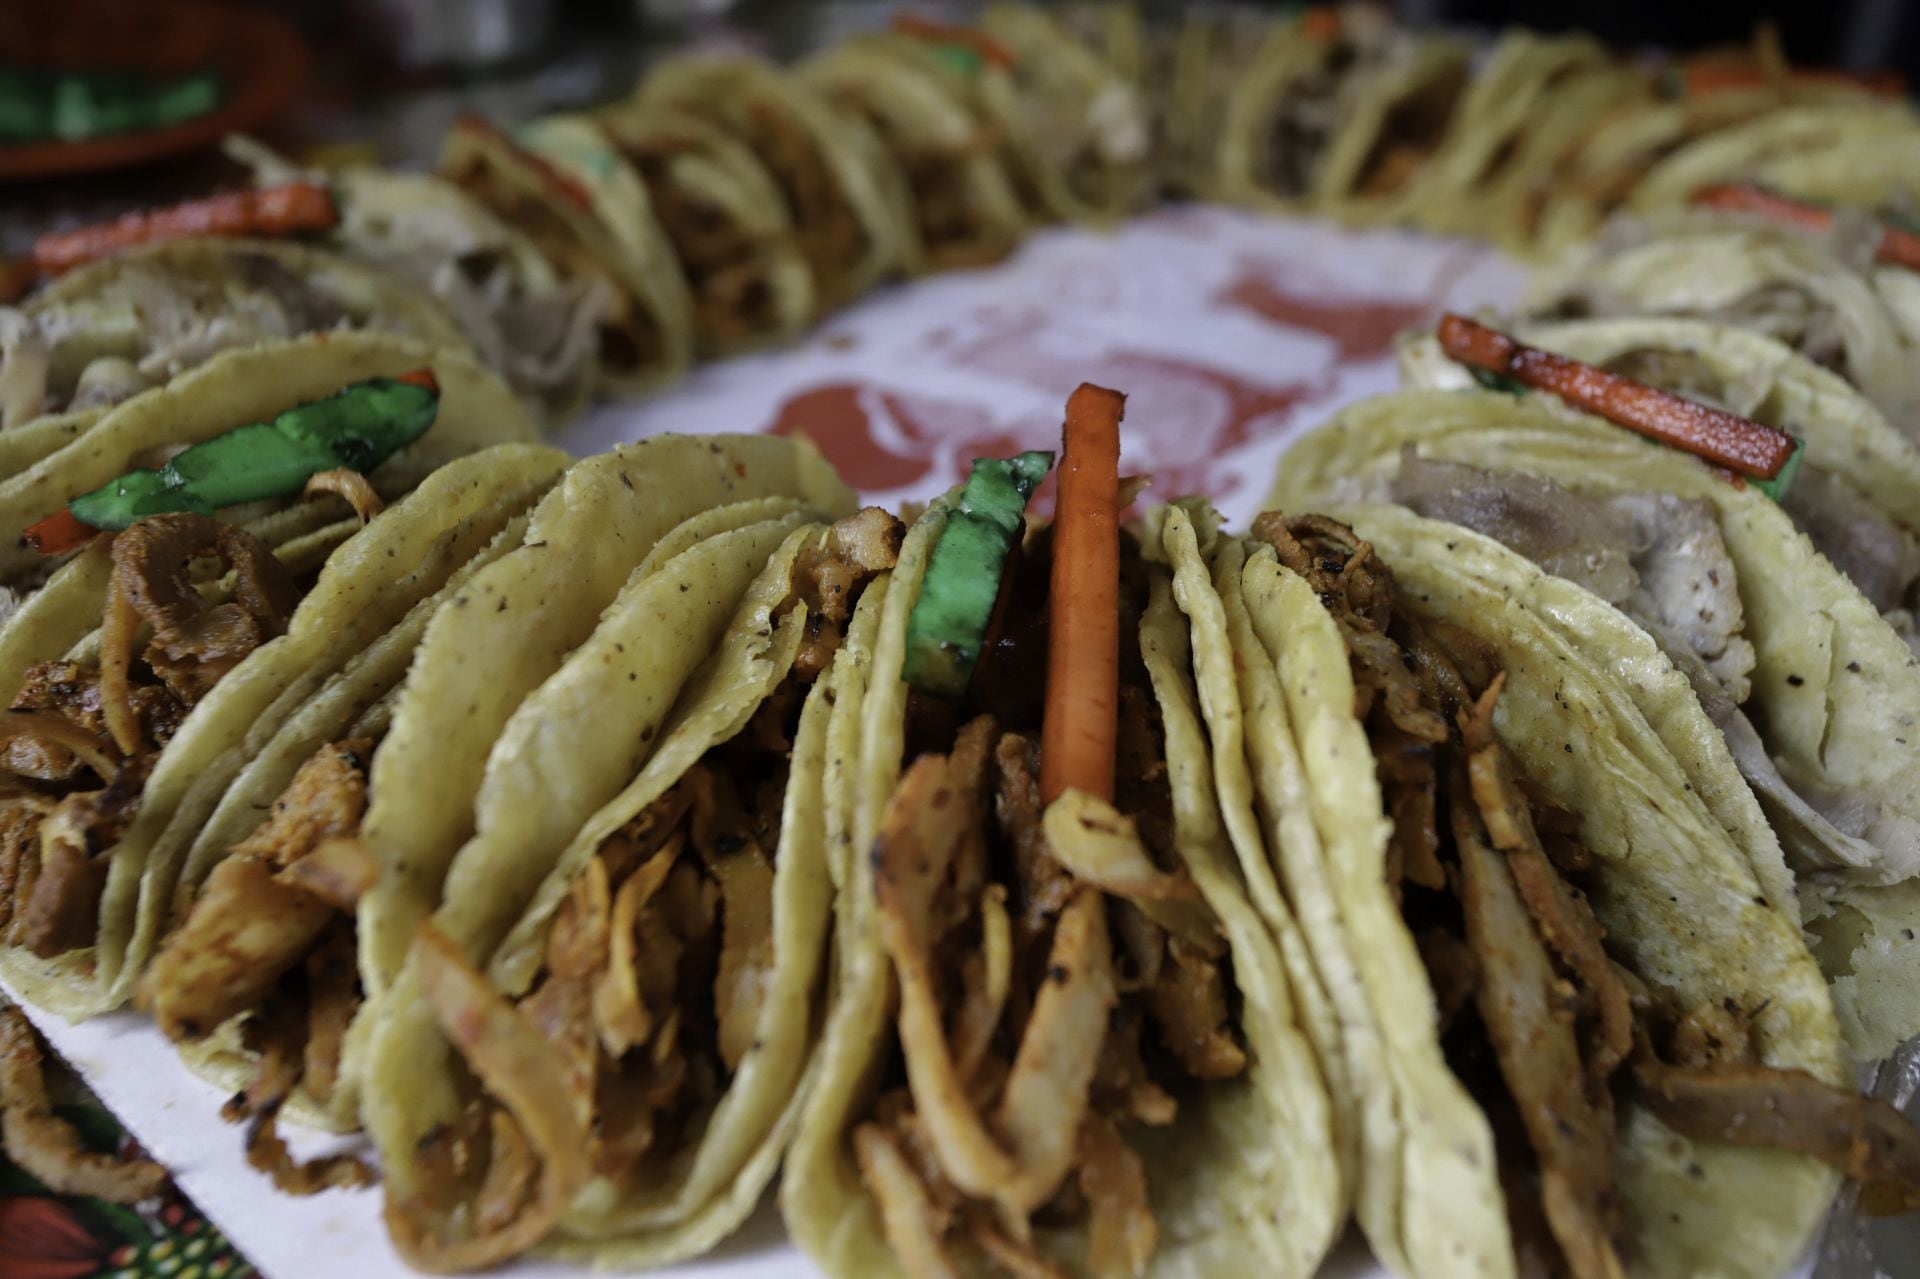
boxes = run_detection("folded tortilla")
[800,35,1031,274]
[971,4,1154,224]
[1383,30,1613,234]
[130,435,854,1159]
[0,423,566,1025]
[1524,217,1920,426]
[637,54,906,309]
[0,236,469,440]
[227,136,608,427]
[0,330,537,588]
[368,496,878,1270]
[440,115,695,396]
[783,497,1343,1279]
[1531,88,1841,255]
[1193,501,1844,1279]
[1214,10,1472,220]
[1271,388,1920,1059]
[1624,100,1920,215]
[591,101,818,356]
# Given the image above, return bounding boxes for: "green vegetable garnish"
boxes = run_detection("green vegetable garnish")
[0,66,223,144]
[902,450,1054,697]
[65,372,439,533]
[1750,435,1805,502]
[929,44,984,78]
[1468,365,1529,396]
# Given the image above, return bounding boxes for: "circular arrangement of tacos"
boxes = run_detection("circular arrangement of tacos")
[8,6,1920,1279]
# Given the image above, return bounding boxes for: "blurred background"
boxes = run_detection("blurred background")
[3,0,1915,250]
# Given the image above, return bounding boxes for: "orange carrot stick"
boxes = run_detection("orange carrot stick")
[1693,184,1920,272]
[393,368,441,394]
[452,114,598,214]
[1692,183,1836,233]
[32,184,339,276]
[891,13,1018,68]
[1683,64,1904,98]
[23,508,100,557]
[1300,6,1343,40]
[1042,383,1124,805]
[1438,313,1798,480]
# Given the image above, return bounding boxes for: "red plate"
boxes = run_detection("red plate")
[0,0,309,183]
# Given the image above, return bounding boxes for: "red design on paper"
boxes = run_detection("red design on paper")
[770,383,1026,494]
[1215,248,1482,361]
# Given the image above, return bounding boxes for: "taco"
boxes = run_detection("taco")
[1398,315,1920,602]
[1184,502,1920,1278]
[224,137,610,425]
[364,495,894,1269]
[785,389,1342,1279]
[1467,66,1654,256]
[1272,375,1920,1051]
[584,101,817,356]
[0,236,467,441]
[0,331,537,589]
[1623,99,1920,216]
[1148,8,1261,199]
[1524,216,1920,424]
[637,54,906,309]
[1531,89,1822,255]
[941,4,1154,225]
[0,364,566,1029]
[800,32,1031,273]
[440,114,695,396]
[1384,29,1614,236]
[1213,6,1472,221]
[125,434,849,1196]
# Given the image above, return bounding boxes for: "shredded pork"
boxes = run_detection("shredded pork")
[1256,511,1920,1275]
[856,600,1239,1279]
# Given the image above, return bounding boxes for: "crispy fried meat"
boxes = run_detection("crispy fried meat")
[100,515,298,755]
[789,507,905,680]
[0,1002,167,1203]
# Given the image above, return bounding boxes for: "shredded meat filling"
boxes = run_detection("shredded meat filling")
[856,663,1239,1279]
[444,155,656,375]
[1257,511,1920,1274]
[616,125,785,350]
[137,738,376,1194]
[739,100,865,307]
[787,506,904,680]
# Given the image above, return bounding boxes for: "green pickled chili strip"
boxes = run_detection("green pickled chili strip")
[66,373,439,531]
[903,450,1055,697]
[1751,436,1805,502]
